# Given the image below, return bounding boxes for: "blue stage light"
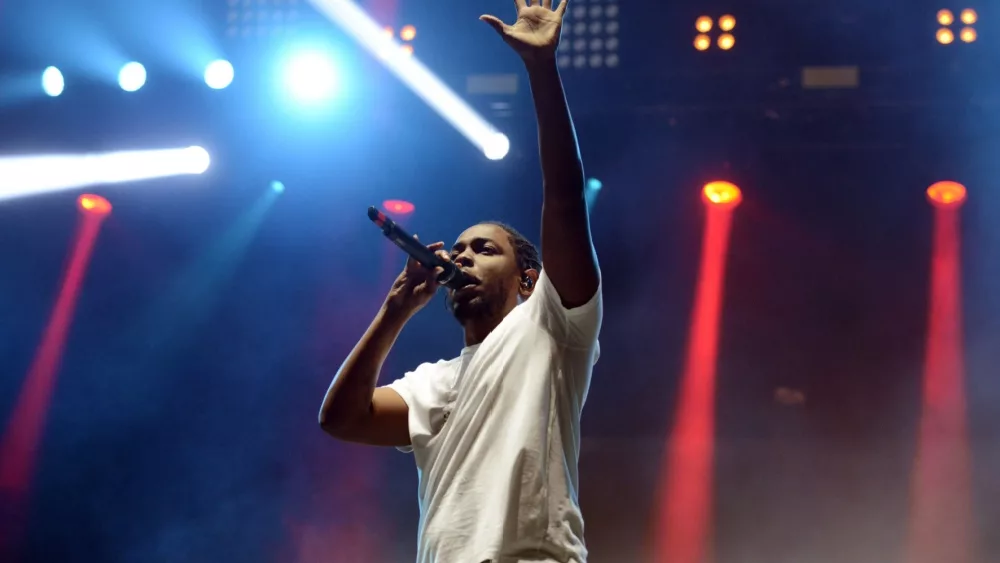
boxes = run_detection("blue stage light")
[118,62,147,92]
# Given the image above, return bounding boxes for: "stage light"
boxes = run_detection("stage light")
[227,0,302,38]
[305,0,507,158]
[960,27,977,43]
[205,59,235,89]
[702,181,742,208]
[938,9,955,26]
[383,26,394,39]
[118,62,147,92]
[270,181,285,193]
[483,133,510,161]
[585,178,603,210]
[400,44,414,56]
[400,25,417,41]
[77,194,112,216]
[41,66,64,97]
[694,15,736,51]
[937,28,955,44]
[282,48,338,103]
[0,146,211,202]
[927,181,967,208]
[960,8,977,25]
[383,199,415,215]
[555,0,620,70]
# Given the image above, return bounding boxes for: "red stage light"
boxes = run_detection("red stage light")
[702,181,742,208]
[77,194,112,216]
[383,199,415,215]
[927,181,967,208]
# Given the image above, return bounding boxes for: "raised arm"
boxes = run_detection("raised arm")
[481,0,599,308]
[319,240,448,446]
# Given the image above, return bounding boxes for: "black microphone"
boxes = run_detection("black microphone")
[368,206,475,290]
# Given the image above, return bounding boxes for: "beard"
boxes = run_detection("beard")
[447,280,510,324]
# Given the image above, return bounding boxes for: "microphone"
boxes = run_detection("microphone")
[367,206,475,290]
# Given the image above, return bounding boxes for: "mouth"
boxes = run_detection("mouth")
[452,276,481,297]
[456,272,480,289]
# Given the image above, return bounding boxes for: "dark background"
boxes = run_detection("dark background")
[1,0,999,561]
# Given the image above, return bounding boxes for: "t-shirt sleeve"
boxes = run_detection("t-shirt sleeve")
[523,267,603,349]
[384,360,452,453]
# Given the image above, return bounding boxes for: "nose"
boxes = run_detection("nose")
[453,250,474,269]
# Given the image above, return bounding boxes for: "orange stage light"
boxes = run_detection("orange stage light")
[400,24,417,41]
[383,199,415,215]
[77,194,112,216]
[960,8,977,25]
[695,16,713,33]
[400,44,414,56]
[719,14,736,32]
[702,181,742,208]
[960,27,977,43]
[927,181,967,208]
[718,33,735,50]
[382,26,393,39]
[694,34,711,51]
[937,28,955,44]
[938,9,955,26]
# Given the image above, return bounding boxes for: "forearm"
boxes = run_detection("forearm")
[318,305,408,431]
[526,59,585,200]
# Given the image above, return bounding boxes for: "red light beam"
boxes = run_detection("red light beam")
[653,185,741,563]
[907,194,976,563]
[0,199,110,556]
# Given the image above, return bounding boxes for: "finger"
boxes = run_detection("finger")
[435,249,451,262]
[555,0,568,17]
[426,241,445,251]
[529,0,540,6]
[404,234,421,268]
[479,15,507,37]
[514,0,527,10]
[542,0,552,9]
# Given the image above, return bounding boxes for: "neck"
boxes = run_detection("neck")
[461,300,519,347]
[462,317,500,347]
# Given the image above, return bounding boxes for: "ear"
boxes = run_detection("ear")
[519,268,540,298]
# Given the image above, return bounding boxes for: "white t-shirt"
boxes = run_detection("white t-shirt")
[387,269,602,563]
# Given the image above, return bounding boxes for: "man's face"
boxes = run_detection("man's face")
[446,224,521,323]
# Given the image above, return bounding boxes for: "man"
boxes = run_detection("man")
[318,1,601,561]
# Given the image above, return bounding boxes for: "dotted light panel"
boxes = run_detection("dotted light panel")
[936,8,978,44]
[556,0,620,70]
[226,0,302,39]
[693,14,736,51]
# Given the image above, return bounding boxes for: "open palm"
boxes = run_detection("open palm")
[481,0,569,60]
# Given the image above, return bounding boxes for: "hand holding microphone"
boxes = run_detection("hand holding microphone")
[383,237,449,318]
[368,206,476,318]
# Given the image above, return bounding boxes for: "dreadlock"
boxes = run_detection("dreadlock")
[479,221,542,274]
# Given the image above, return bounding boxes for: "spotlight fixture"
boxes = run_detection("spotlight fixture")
[937,8,977,44]
[702,181,742,209]
[927,181,967,208]
[384,24,418,56]
[555,0,620,70]
[226,0,301,38]
[694,14,736,51]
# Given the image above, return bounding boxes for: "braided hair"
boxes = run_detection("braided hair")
[479,221,541,274]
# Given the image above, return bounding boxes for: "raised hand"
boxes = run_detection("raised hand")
[480,0,569,61]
